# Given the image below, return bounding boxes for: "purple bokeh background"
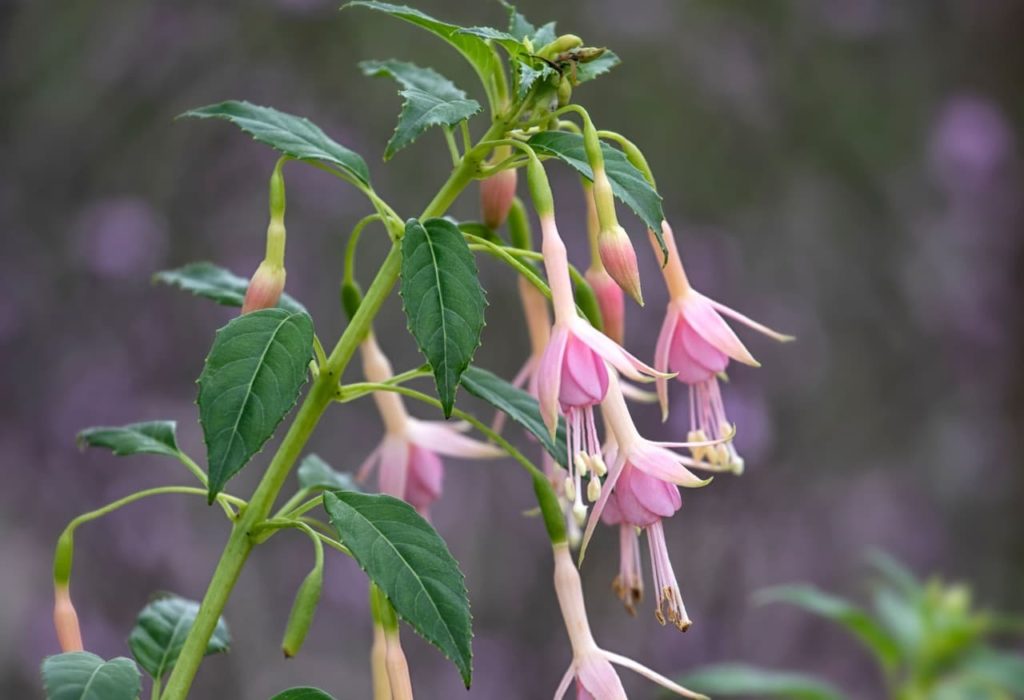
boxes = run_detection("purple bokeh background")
[2,0,1023,697]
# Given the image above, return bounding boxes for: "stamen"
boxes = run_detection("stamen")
[574,452,589,476]
[591,453,608,477]
[564,477,576,503]
[587,476,602,502]
[572,501,588,526]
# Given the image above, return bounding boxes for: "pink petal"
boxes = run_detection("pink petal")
[604,651,709,699]
[618,465,681,524]
[681,322,729,375]
[630,443,712,488]
[537,326,570,436]
[355,444,383,483]
[682,294,758,367]
[573,321,666,383]
[577,654,627,700]
[406,420,503,459]
[405,444,443,511]
[668,320,718,384]
[560,334,610,408]
[654,307,679,421]
[706,295,795,343]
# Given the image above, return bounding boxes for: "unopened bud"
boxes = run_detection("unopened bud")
[281,567,323,658]
[241,260,286,314]
[598,225,643,305]
[384,629,414,700]
[480,168,518,229]
[341,280,364,321]
[539,34,583,58]
[585,267,625,343]
[53,584,83,652]
[557,76,573,107]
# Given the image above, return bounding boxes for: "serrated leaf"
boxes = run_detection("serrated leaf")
[677,664,846,700]
[516,60,557,100]
[460,366,566,468]
[757,585,901,671]
[346,2,503,107]
[359,60,481,159]
[456,26,526,56]
[128,595,230,680]
[77,421,180,459]
[182,101,370,185]
[400,218,486,418]
[154,262,306,314]
[323,491,472,687]
[198,308,314,501]
[527,131,665,251]
[297,454,361,493]
[575,49,621,83]
[41,652,141,700]
[498,0,556,46]
[270,689,337,700]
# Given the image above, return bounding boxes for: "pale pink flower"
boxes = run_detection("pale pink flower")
[551,543,707,700]
[652,221,792,473]
[358,336,502,516]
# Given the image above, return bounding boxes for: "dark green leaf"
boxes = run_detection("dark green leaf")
[77,421,179,459]
[676,664,846,700]
[198,308,314,501]
[270,689,336,700]
[756,585,901,671]
[456,26,526,56]
[297,454,361,493]
[460,366,566,467]
[359,60,481,159]
[498,0,555,46]
[527,131,665,245]
[181,101,370,185]
[128,595,230,680]
[400,218,486,418]
[323,490,472,687]
[41,652,141,700]
[516,61,557,100]
[346,2,503,106]
[154,262,306,314]
[575,49,621,83]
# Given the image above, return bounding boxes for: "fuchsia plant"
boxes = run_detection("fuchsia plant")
[41,3,791,699]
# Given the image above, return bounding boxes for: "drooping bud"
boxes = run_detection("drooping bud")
[371,623,393,700]
[480,168,517,230]
[281,566,323,658]
[241,259,287,314]
[585,266,625,343]
[598,224,643,306]
[53,583,83,652]
[242,159,288,314]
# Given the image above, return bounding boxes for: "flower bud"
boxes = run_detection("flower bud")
[53,583,83,652]
[281,567,322,658]
[384,629,414,700]
[480,168,518,230]
[241,260,286,314]
[598,225,643,305]
[585,266,625,344]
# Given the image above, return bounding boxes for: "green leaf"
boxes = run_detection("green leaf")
[676,664,846,700]
[456,26,526,57]
[498,0,556,46]
[400,218,486,418]
[575,49,621,83]
[154,262,306,314]
[297,454,361,493]
[346,2,504,108]
[323,490,472,687]
[756,585,901,671]
[77,421,180,459]
[460,366,566,468]
[128,594,230,680]
[198,308,314,501]
[269,689,337,700]
[181,101,370,185]
[959,648,1024,693]
[359,60,481,159]
[41,652,141,700]
[527,131,665,246]
[515,61,557,100]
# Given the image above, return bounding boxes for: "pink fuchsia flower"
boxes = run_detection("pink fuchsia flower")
[652,220,792,473]
[358,335,502,516]
[535,212,666,525]
[551,542,708,700]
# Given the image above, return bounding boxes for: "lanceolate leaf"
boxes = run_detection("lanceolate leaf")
[41,652,141,700]
[77,421,180,459]
[323,491,473,687]
[270,689,337,700]
[198,308,314,501]
[460,366,567,468]
[527,131,665,253]
[756,585,901,671]
[128,595,230,680]
[456,26,526,57]
[400,218,486,418]
[154,262,306,314]
[677,664,847,700]
[181,101,370,185]
[346,2,504,108]
[297,453,361,493]
[359,60,481,159]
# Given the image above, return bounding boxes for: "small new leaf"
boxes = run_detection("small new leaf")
[154,262,306,314]
[41,652,141,700]
[77,421,180,459]
[297,454,362,493]
[359,60,481,159]
[181,101,370,185]
[400,218,486,418]
[128,595,230,680]
[323,491,473,687]
[198,308,314,502]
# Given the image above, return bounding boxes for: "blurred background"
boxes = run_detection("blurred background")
[2,0,1023,697]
